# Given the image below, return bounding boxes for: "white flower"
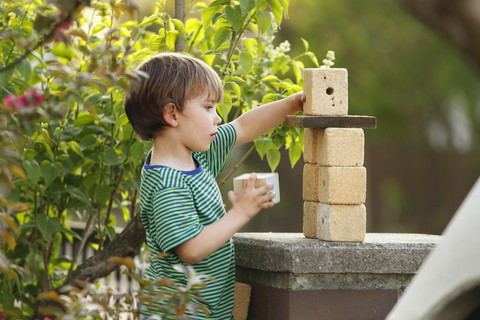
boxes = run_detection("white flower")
[326,50,335,61]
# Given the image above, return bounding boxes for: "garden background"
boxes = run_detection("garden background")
[1,0,479,319]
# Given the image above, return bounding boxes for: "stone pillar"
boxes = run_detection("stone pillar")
[286,68,376,242]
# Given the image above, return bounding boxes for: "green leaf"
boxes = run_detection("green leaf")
[214,27,231,50]
[68,141,84,158]
[218,93,232,123]
[104,149,121,166]
[137,15,160,27]
[116,113,130,129]
[106,226,116,241]
[240,0,256,16]
[277,0,289,17]
[68,187,90,204]
[36,215,61,240]
[301,38,309,51]
[266,147,281,172]
[240,52,254,75]
[95,184,111,204]
[41,161,62,187]
[267,0,283,24]
[202,5,223,28]
[131,141,146,164]
[255,11,271,35]
[171,19,187,37]
[74,113,95,127]
[50,42,76,60]
[273,54,290,75]
[79,135,98,150]
[226,5,244,32]
[254,137,273,159]
[166,30,179,51]
[288,139,303,168]
[61,227,83,241]
[261,75,279,83]
[22,159,40,185]
[293,62,303,84]
[16,59,32,82]
[0,64,14,87]
[229,81,241,99]
[150,35,164,52]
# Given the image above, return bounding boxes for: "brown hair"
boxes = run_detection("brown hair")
[124,53,223,140]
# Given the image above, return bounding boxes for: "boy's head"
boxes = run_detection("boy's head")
[125,53,223,140]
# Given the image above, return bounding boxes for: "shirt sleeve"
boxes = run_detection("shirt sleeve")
[204,123,237,177]
[149,187,204,253]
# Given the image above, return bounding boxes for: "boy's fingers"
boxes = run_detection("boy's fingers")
[227,190,236,203]
[246,173,257,188]
[259,183,274,193]
[265,192,276,202]
[296,91,306,103]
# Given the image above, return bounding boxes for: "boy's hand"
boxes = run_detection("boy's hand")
[291,91,306,113]
[228,173,276,219]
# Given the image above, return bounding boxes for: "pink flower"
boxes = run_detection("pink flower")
[54,17,73,42]
[3,88,45,114]
[26,88,44,107]
[3,93,16,107]
[17,95,28,107]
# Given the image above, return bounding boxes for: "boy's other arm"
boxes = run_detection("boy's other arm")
[175,174,274,265]
[231,92,305,146]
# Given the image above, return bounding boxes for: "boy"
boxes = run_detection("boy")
[125,53,304,319]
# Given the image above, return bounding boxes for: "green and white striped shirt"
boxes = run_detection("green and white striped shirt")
[140,124,237,319]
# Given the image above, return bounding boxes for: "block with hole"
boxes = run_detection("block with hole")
[303,68,348,116]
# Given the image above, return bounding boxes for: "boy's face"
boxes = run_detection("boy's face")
[176,93,222,152]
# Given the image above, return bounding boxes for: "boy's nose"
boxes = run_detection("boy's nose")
[214,111,222,125]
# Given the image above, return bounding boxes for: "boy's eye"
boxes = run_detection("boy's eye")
[205,105,213,110]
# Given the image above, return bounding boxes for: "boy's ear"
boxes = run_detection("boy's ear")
[163,103,178,127]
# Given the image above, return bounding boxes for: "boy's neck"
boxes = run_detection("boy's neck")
[150,138,197,171]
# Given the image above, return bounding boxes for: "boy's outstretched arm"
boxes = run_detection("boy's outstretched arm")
[231,92,305,146]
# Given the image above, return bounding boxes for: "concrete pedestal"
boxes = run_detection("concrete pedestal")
[233,233,440,320]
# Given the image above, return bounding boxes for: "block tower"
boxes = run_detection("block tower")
[285,68,376,242]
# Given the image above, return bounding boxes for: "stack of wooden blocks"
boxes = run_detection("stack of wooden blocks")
[286,68,376,242]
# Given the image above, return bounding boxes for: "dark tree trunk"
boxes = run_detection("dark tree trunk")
[175,0,185,52]
[402,0,480,72]
[64,212,145,285]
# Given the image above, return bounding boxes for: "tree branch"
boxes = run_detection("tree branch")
[0,14,72,73]
[402,0,480,72]
[64,212,145,286]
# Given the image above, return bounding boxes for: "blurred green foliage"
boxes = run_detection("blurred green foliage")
[279,0,480,151]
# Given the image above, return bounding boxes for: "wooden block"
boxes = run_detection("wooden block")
[303,68,348,115]
[284,115,377,129]
[233,172,280,204]
[303,201,366,242]
[233,282,251,320]
[304,128,364,167]
[303,164,366,204]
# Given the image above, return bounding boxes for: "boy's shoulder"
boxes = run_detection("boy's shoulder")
[142,164,191,191]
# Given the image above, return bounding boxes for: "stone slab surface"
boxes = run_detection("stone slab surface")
[234,233,440,291]
[285,115,376,129]
[234,233,440,275]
